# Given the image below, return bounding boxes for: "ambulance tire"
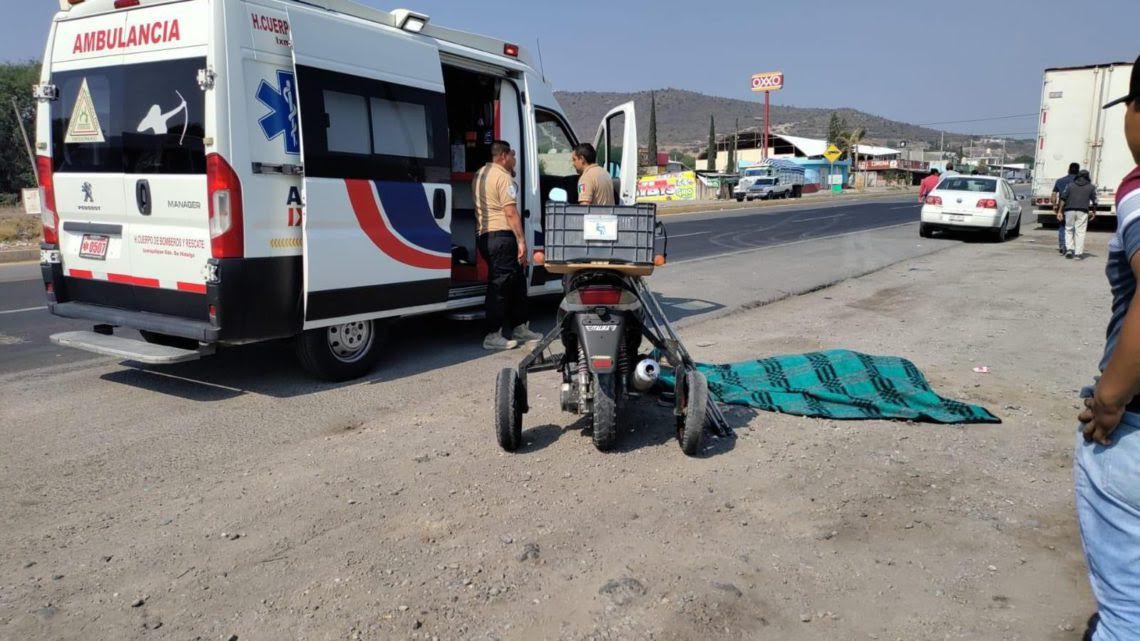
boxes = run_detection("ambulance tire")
[591,373,617,452]
[295,319,387,382]
[139,330,199,351]
[494,368,523,451]
[678,369,708,456]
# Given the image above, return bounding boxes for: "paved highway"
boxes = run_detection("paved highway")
[0,194,922,375]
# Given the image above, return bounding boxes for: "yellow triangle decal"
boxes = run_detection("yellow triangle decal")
[65,78,106,144]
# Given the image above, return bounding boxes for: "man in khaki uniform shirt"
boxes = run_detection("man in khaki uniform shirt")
[474,140,540,350]
[571,143,616,205]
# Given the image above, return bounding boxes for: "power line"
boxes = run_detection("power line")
[915,113,1038,127]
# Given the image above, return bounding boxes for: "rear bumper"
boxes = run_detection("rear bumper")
[50,301,220,342]
[43,252,302,343]
[920,208,1003,229]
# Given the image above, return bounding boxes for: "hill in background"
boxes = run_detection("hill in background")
[554,88,1034,158]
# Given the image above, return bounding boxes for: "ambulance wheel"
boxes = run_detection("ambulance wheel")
[678,369,708,456]
[295,319,387,382]
[495,368,523,451]
[139,330,199,351]
[591,373,617,452]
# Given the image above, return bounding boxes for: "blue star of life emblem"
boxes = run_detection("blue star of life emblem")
[256,70,300,155]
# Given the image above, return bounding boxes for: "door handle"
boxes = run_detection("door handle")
[432,188,446,220]
[135,179,152,216]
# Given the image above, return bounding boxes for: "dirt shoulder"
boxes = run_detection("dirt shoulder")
[0,223,1102,641]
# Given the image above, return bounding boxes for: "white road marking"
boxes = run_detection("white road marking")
[889,204,920,210]
[0,306,47,316]
[791,214,845,223]
[669,231,713,239]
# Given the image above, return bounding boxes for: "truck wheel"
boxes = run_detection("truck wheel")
[295,319,387,382]
[736,195,744,202]
[139,330,199,351]
[495,368,523,451]
[591,373,618,452]
[678,369,708,456]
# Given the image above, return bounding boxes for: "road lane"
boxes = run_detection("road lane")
[0,195,921,375]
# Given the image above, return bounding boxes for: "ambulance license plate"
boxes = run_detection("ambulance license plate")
[79,234,109,260]
[583,215,618,241]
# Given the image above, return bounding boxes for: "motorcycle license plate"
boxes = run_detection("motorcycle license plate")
[79,234,110,260]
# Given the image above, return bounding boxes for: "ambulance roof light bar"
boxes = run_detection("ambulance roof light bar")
[391,8,429,33]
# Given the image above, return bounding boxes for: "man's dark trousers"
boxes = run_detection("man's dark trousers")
[477,231,528,337]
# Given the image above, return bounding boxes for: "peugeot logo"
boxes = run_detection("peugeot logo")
[81,182,93,203]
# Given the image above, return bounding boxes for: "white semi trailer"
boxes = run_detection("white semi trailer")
[1032,61,1135,224]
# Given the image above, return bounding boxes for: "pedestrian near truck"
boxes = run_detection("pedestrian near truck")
[473,140,542,351]
[1074,53,1140,641]
[1054,162,1080,254]
[1061,169,1098,260]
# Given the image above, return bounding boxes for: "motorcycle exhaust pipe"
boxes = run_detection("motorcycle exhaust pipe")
[631,358,660,392]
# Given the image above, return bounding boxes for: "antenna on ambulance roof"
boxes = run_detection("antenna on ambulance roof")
[536,38,546,82]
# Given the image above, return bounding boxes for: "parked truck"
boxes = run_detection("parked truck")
[734,158,805,201]
[1032,61,1135,224]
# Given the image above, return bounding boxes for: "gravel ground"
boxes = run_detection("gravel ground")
[0,223,1103,640]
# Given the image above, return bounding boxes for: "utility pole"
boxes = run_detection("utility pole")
[11,97,37,184]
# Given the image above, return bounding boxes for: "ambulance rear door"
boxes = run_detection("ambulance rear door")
[593,102,639,205]
[288,8,453,328]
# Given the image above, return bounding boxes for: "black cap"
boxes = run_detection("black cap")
[1104,55,1140,109]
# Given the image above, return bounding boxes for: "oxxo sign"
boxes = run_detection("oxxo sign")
[750,72,784,92]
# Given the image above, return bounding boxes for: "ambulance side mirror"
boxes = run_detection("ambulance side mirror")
[548,187,568,203]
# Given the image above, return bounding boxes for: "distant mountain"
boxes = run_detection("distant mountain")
[553,88,1033,157]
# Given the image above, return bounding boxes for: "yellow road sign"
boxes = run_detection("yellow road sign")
[823,144,842,163]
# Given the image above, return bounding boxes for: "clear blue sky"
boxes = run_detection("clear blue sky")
[4,0,1137,136]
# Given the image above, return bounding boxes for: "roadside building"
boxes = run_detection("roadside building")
[696,131,851,192]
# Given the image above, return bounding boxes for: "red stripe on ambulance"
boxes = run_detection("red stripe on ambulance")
[68,269,94,279]
[177,282,207,294]
[107,273,161,288]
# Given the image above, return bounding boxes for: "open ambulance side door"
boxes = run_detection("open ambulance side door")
[593,102,639,205]
[288,8,453,328]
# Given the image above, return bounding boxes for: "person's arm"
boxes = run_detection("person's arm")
[503,203,526,265]
[1081,243,1140,444]
[578,175,595,206]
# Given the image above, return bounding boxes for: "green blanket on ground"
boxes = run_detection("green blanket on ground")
[662,349,999,424]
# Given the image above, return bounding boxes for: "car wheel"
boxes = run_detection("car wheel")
[919,223,934,238]
[992,217,1009,243]
[1010,212,1022,238]
[295,319,388,381]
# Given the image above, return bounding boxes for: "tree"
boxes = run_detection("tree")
[707,115,717,171]
[837,126,865,162]
[646,91,658,168]
[1012,154,1034,165]
[0,61,41,197]
[827,112,845,146]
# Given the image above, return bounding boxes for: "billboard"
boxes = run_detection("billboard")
[637,171,697,202]
[751,72,784,92]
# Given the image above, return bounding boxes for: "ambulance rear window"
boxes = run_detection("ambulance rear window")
[51,57,206,174]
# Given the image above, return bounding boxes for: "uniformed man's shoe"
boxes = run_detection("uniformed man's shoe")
[483,333,519,351]
[512,324,543,343]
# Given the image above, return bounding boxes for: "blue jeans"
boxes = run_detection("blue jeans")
[1075,411,1140,640]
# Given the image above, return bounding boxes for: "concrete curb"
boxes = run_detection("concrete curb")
[0,248,38,264]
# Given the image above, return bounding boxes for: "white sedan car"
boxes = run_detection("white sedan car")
[919,176,1025,242]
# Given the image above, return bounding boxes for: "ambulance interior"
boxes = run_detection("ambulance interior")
[444,66,513,287]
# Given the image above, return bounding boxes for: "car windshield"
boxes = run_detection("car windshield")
[938,177,996,193]
[751,178,775,185]
[744,169,766,176]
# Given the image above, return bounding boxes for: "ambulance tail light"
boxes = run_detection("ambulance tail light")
[36,155,58,245]
[207,153,244,259]
[114,0,140,7]
[503,43,519,58]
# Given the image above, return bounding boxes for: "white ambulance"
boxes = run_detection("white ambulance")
[34,0,639,380]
